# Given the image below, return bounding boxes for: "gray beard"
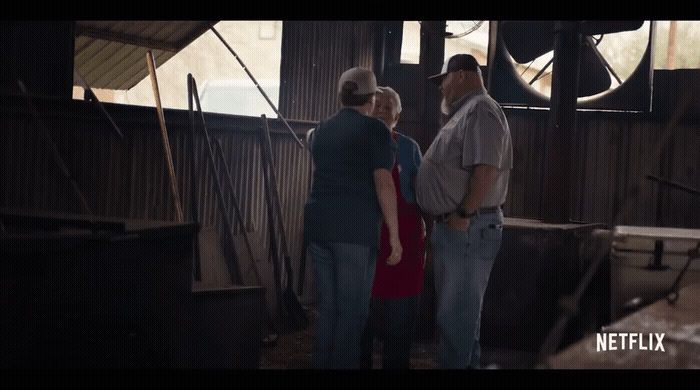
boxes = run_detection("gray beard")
[440,98,450,115]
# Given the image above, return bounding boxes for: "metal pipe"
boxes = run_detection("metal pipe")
[209,25,304,149]
[213,138,256,270]
[74,69,124,139]
[188,74,241,283]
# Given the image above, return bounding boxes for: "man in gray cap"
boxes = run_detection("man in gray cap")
[305,67,402,368]
[415,54,512,368]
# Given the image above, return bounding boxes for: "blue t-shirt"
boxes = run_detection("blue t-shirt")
[304,108,396,247]
[394,132,422,204]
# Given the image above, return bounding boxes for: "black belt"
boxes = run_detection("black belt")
[436,206,501,222]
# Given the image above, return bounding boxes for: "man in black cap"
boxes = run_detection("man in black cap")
[415,54,513,368]
[305,67,402,368]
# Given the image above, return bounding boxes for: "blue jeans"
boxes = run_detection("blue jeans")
[310,241,377,369]
[360,295,420,369]
[432,210,503,368]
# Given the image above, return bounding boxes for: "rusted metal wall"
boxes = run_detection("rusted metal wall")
[503,108,699,228]
[278,21,378,122]
[0,97,315,301]
[2,97,697,309]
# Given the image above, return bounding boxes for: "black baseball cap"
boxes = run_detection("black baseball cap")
[428,54,480,84]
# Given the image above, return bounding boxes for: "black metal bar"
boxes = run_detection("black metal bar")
[646,174,700,196]
[209,25,304,149]
[666,242,700,304]
[261,114,307,328]
[213,138,256,271]
[529,57,554,85]
[188,75,198,225]
[74,69,124,139]
[212,137,279,340]
[541,22,581,223]
[188,74,201,282]
[297,129,315,295]
[188,74,241,284]
[260,115,291,269]
[296,241,308,296]
[258,120,284,319]
[585,36,622,85]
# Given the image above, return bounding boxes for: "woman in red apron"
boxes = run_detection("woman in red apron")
[360,86,429,369]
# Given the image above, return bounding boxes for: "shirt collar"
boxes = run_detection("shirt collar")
[448,86,487,117]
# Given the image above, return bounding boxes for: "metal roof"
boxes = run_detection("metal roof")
[74,21,215,90]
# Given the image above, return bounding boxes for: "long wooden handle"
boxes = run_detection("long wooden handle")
[147,50,184,222]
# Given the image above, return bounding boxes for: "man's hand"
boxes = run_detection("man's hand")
[420,210,433,270]
[423,240,431,269]
[447,214,470,232]
[386,235,403,266]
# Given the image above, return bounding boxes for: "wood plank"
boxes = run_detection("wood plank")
[613,226,700,241]
[0,207,125,231]
[504,217,604,231]
[191,283,264,295]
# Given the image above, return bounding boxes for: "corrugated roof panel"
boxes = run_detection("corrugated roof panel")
[114,48,172,90]
[74,21,214,90]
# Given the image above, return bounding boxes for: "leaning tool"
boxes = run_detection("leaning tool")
[146,50,184,222]
[209,25,304,149]
[260,114,308,329]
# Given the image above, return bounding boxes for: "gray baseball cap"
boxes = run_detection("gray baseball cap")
[338,67,381,95]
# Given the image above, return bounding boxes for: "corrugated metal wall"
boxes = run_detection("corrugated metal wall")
[279,21,378,122]
[503,108,700,228]
[1,96,698,304]
[0,97,315,300]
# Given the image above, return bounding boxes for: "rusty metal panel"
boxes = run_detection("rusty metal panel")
[74,21,213,90]
[2,97,697,231]
[0,99,317,305]
[496,108,699,228]
[501,109,548,219]
[279,21,379,122]
[2,95,698,313]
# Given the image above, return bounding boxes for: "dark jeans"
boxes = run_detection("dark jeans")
[310,241,377,369]
[360,295,420,369]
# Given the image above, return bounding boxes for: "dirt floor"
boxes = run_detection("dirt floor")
[260,308,439,369]
[259,306,541,369]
